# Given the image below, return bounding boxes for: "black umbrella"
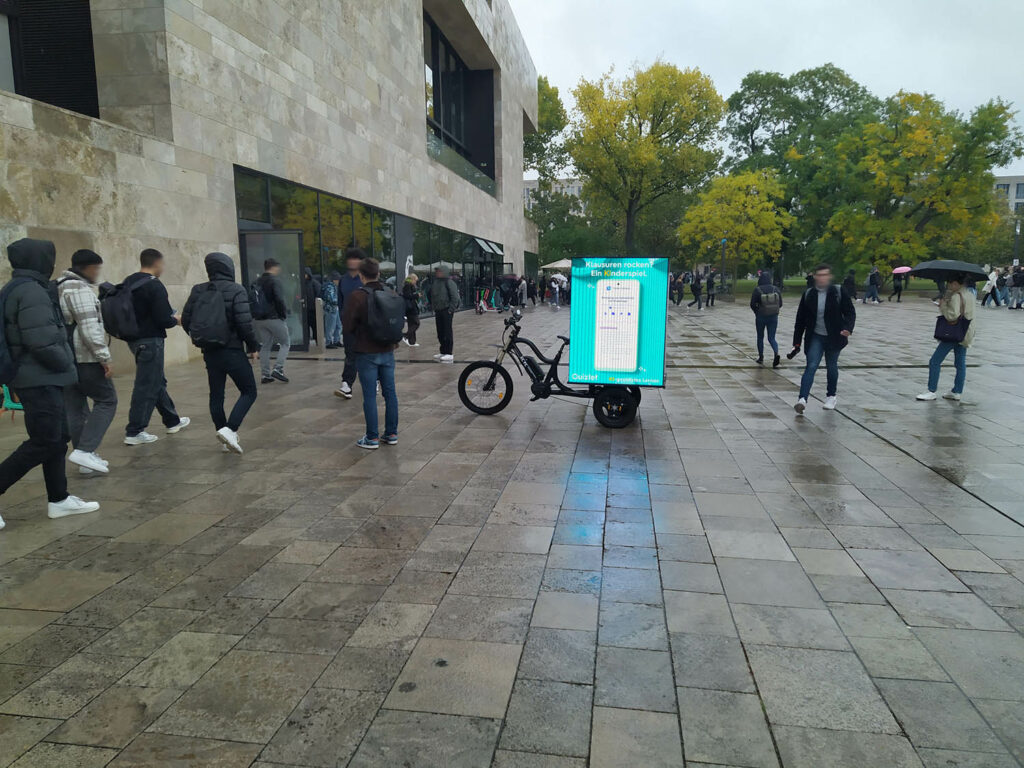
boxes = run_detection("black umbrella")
[909,259,987,281]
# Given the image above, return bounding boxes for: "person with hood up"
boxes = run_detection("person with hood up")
[58,249,117,475]
[181,252,259,454]
[750,271,783,367]
[0,238,100,530]
[430,265,460,362]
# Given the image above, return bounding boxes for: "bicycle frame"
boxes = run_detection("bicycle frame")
[494,322,597,400]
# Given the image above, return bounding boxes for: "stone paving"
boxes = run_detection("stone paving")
[0,293,1023,767]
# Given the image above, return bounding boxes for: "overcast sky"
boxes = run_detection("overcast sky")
[510,0,1024,174]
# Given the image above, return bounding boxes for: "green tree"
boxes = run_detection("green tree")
[568,61,725,254]
[677,170,795,278]
[524,75,569,179]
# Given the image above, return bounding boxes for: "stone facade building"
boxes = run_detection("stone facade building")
[0,0,538,362]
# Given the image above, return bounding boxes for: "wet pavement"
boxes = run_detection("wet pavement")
[0,293,1023,767]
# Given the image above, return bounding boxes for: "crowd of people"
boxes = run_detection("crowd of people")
[670,268,722,310]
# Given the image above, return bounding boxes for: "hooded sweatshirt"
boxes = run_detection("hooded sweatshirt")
[750,271,782,314]
[2,238,76,388]
[181,252,259,353]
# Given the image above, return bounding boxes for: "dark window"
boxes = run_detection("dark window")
[1015,202,1024,214]
[423,11,495,192]
[319,193,353,276]
[234,170,270,223]
[1016,183,1024,199]
[0,10,14,92]
[996,183,1010,197]
[269,179,320,273]
[3,0,100,118]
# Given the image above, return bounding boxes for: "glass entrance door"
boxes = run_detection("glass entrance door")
[239,230,307,351]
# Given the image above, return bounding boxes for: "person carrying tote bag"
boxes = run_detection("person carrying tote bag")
[917,274,974,402]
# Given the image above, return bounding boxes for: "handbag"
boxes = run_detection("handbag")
[934,294,969,343]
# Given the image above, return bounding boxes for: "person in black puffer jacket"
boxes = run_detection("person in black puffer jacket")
[181,252,259,454]
[0,238,100,528]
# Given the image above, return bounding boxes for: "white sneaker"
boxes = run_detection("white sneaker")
[48,495,100,519]
[124,431,158,445]
[916,391,937,401]
[401,338,411,346]
[216,426,243,454]
[376,382,381,395]
[68,449,109,474]
[433,353,444,360]
[166,417,190,434]
[0,513,5,530]
[794,397,807,415]
[439,354,454,364]
[943,391,961,401]
[409,342,420,347]
[335,381,352,399]
[823,396,838,410]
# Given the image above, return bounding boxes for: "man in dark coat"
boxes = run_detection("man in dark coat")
[0,238,100,528]
[181,252,259,454]
[302,267,321,344]
[791,263,856,415]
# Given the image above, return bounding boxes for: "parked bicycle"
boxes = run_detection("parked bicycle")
[457,309,641,428]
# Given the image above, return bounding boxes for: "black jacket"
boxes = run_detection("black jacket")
[869,271,881,287]
[257,272,288,320]
[302,267,321,312]
[2,238,76,388]
[793,284,856,350]
[750,276,782,313]
[182,252,259,353]
[402,281,420,317]
[124,271,177,338]
[841,274,857,298]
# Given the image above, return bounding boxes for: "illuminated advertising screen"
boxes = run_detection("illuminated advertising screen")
[568,257,668,387]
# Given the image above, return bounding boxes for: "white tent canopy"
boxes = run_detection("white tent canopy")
[541,259,572,270]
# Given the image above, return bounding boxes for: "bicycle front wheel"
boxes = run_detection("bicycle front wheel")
[458,362,514,415]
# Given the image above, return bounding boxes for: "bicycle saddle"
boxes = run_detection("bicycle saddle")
[557,335,570,344]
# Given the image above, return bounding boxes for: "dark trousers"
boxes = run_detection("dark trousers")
[688,290,702,308]
[65,363,117,453]
[203,348,257,432]
[342,330,357,386]
[707,289,716,306]
[405,314,420,345]
[889,287,903,302]
[435,309,454,355]
[0,385,69,502]
[126,338,179,436]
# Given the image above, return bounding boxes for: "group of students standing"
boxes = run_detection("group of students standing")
[670,269,720,310]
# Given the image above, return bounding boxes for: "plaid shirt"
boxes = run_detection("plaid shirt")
[57,270,111,364]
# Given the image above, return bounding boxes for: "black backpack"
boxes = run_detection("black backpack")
[187,283,232,349]
[0,278,33,385]
[100,277,151,341]
[361,285,406,345]
[248,279,271,320]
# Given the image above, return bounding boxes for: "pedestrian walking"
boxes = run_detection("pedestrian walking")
[687,271,703,310]
[548,274,561,309]
[323,271,342,348]
[791,263,856,415]
[181,252,259,454]
[863,266,881,304]
[0,238,100,530]
[706,269,717,307]
[517,277,527,307]
[1010,266,1024,309]
[334,249,366,399]
[750,271,782,367]
[842,269,857,301]
[916,274,974,402]
[58,249,117,475]
[402,273,421,347]
[122,249,190,445]
[341,258,400,449]
[527,277,537,306]
[251,258,290,384]
[888,273,905,302]
[672,274,686,306]
[430,265,460,363]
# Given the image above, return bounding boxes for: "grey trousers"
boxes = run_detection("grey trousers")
[255,318,291,377]
[65,363,118,453]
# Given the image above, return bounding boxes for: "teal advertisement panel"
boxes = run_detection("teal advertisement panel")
[568,257,668,387]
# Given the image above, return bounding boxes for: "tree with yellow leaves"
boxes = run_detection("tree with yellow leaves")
[568,62,724,254]
[677,170,795,279]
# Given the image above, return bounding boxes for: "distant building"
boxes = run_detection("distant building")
[523,177,584,211]
[994,175,1024,214]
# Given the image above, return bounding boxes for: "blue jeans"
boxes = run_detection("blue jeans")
[927,341,966,395]
[355,351,398,440]
[324,308,341,345]
[864,285,880,302]
[755,314,779,357]
[126,338,180,436]
[799,334,841,400]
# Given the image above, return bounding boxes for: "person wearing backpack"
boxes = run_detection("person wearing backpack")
[0,238,100,530]
[57,249,117,475]
[335,249,366,399]
[791,263,856,415]
[181,252,259,454]
[429,265,460,363]
[122,249,189,445]
[342,258,400,449]
[750,271,782,367]
[251,258,290,384]
[322,271,342,349]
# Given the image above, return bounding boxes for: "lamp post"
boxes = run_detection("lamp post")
[720,237,727,293]
[1015,219,1021,266]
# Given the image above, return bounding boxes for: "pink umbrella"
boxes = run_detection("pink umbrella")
[892,266,912,274]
